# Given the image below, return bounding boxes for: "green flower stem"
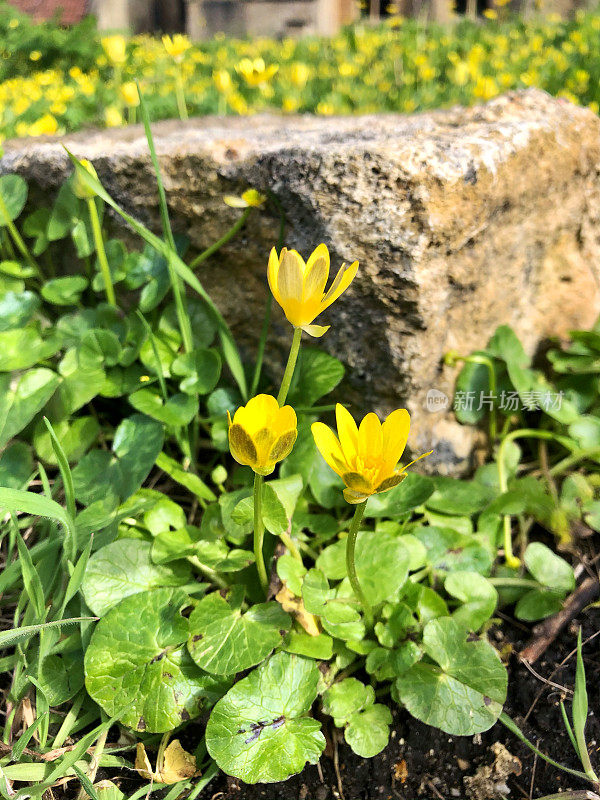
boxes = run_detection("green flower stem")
[465,354,497,442]
[254,473,269,593]
[497,428,564,569]
[346,500,373,629]
[0,192,41,277]
[175,67,188,121]
[188,207,252,270]
[277,327,302,406]
[279,530,303,563]
[549,446,600,477]
[87,198,116,307]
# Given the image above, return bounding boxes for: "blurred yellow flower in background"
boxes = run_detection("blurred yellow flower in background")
[101,35,127,65]
[162,34,192,62]
[236,57,278,87]
[119,81,140,106]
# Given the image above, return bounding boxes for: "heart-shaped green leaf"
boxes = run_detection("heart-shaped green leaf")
[445,571,498,630]
[129,389,198,426]
[85,587,227,732]
[82,539,191,616]
[187,586,290,675]
[171,348,221,395]
[0,369,59,448]
[42,276,89,306]
[524,542,575,593]
[206,652,325,784]
[0,291,39,331]
[395,617,507,735]
[344,704,392,758]
[316,531,409,605]
[0,175,27,223]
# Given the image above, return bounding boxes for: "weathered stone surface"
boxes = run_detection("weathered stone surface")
[2,89,600,473]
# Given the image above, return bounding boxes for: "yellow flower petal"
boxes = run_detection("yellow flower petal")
[303,252,329,301]
[358,412,382,461]
[321,260,358,311]
[275,405,297,435]
[311,422,347,476]
[381,408,410,473]
[335,404,359,462]
[236,393,280,434]
[277,249,304,302]
[267,247,283,307]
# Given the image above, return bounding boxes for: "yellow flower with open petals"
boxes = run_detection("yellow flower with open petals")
[162,34,191,62]
[101,35,127,65]
[228,394,297,476]
[236,58,278,87]
[312,404,431,504]
[268,244,358,337]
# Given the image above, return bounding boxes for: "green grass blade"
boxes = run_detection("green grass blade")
[13,520,45,620]
[0,488,76,559]
[66,150,248,399]
[560,699,580,758]
[43,417,76,522]
[16,717,115,798]
[136,81,176,251]
[72,764,100,800]
[0,617,95,649]
[11,712,48,761]
[573,628,599,781]
[136,82,193,355]
[0,540,57,594]
[499,712,590,782]
[61,535,93,613]
[135,310,168,400]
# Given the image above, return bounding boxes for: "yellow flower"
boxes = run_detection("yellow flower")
[28,114,58,136]
[162,34,191,62]
[213,69,233,93]
[312,405,431,504]
[236,58,278,87]
[29,51,42,62]
[101,35,127,65]
[268,244,358,337]
[119,81,140,106]
[223,188,266,208]
[104,105,124,127]
[290,62,310,88]
[227,394,297,476]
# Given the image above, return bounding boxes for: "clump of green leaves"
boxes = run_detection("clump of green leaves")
[0,105,595,797]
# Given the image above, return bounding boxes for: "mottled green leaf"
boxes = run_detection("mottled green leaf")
[206,652,324,784]
[85,587,227,732]
[187,587,290,675]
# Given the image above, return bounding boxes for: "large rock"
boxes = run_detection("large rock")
[2,89,600,473]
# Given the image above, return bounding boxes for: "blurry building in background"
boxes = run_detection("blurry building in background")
[6,0,357,36]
